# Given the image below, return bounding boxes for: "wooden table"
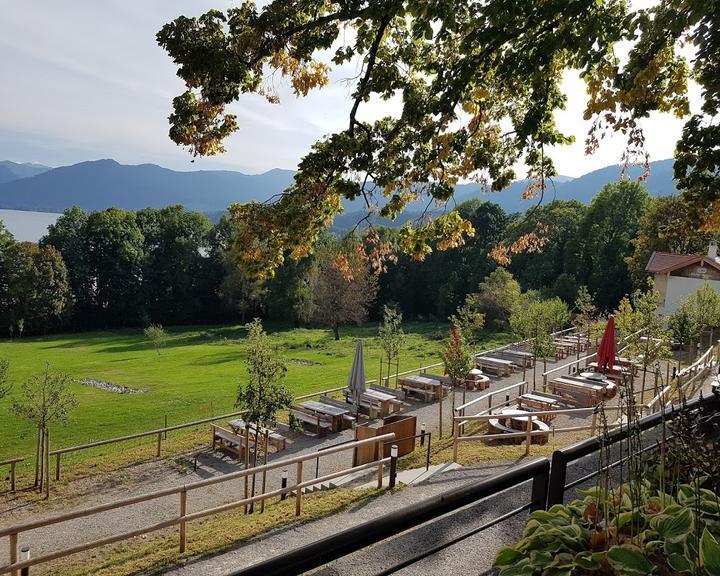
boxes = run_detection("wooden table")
[301,400,350,432]
[227,419,288,451]
[516,392,563,419]
[550,377,604,407]
[475,356,515,376]
[363,388,398,416]
[398,375,446,402]
[499,349,535,368]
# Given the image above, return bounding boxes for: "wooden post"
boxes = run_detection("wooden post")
[295,461,303,516]
[10,461,17,492]
[179,487,187,553]
[590,410,597,437]
[156,432,162,457]
[55,453,61,481]
[438,389,443,439]
[376,439,384,489]
[452,428,459,463]
[260,430,269,513]
[244,427,250,514]
[525,417,532,456]
[10,531,18,576]
[44,428,50,500]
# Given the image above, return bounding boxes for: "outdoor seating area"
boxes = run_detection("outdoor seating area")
[289,406,334,436]
[498,348,534,368]
[548,374,615,407]
[515,391,566,421]
[486,408,550,445]
[226,418,288,452]
[211,424,250,459]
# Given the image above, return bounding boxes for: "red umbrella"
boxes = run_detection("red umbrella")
[597,315,617,373]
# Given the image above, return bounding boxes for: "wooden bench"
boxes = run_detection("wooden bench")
[319,396,358,428]
[370,384,406,401]
[212,425,249,459]
[400,385,436,402]
[516,392,565,421]
[342,390,382,419]
[486,417,550,445]
[475,356,515,377]
[227,419,288,452]
[289,407,333,436]
[549,378,603,408]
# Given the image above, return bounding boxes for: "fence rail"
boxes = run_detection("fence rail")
[0,433,396,576]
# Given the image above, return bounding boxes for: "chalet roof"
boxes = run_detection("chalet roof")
[646,251,720,274]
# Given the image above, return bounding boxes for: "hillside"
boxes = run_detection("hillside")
[0,158,676,218]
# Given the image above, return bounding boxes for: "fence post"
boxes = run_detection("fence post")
[420,423,426,446]
[525,417,532,456]
[376,438,384,488]
[547,450,568,507]
[156,432,162,458]
[55,453,61,481]
[280,469,288,501]
[389,445,398,488]
[179,487,187,553]
[10,461,17,492]
[10,531,18,576]
[531,461,550,511]
[19,546,29,576]
[295,461,303,516]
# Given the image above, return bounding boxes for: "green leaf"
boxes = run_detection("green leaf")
[606,545,655,575]
[650,507,694,543]
[575,550,602,570]
[701,528,720,576]
[493,547,523,567]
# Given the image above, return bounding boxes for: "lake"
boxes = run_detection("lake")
[0,209,60,242]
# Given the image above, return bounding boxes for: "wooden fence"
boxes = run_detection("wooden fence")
[644,340,719,414]
[0,433,396,576]
[0,458,23,492]
[452,406,624,460]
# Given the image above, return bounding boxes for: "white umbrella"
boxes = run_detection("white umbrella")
[347,340,366,417]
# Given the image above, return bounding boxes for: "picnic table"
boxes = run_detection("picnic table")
[516,391,564,420]
[549,376,605,407]
[227,419,288,452]
[499,349,535,368]
[398,375,447,402]
[487,408,550,445]
[301,400,351,433]
[475,355,515,376]
[363,388,400,416]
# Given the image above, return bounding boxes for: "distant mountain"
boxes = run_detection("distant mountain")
[0,160,52,183]
[0,157,677,218]
[0,159,295,213]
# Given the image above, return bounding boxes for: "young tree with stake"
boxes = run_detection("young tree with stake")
[11,365,77,497]
[235,319,292,512]
[443,325,473,437]
[379,305,404,387]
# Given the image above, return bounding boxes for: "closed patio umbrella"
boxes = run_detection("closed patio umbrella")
[347,340,366,417]
[597,315,617,373]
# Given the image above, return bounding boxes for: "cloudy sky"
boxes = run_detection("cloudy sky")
[0,1,701,177]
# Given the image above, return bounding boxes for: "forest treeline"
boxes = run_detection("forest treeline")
[0,181,712,336]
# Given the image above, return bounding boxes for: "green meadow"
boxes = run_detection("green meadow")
[0,323,509,465]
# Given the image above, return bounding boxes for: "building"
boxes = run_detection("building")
[646,242,720,314]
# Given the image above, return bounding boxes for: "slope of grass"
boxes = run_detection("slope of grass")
[0,322,510,469]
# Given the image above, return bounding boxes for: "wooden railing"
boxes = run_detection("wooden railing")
[454,381,529,432]
[452,406,624,460]
[644,341,719,414]
[0,458,23,492]
[0,433,395,576]
[48,410,248,482]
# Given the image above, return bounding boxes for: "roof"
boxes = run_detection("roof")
[646,251,720,274]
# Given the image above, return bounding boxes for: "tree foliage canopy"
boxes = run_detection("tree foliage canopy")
[158,0,716,278]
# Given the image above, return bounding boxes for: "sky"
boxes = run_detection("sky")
[0,1,702,177]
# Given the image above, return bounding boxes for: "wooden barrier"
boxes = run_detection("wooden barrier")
[48,410,248,482]
[0,433,395,576]
[452,406,623,462]
[0,458,23,492]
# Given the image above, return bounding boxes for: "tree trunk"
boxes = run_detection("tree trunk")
[333,324,340,341]
[37,426,45,492]
[34,424,42,487]
[249,421,260,513]
[44,428,50,500]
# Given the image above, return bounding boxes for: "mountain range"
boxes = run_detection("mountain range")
[0,158,678,223]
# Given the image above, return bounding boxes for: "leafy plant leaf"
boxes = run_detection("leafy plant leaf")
[606,545,655,575]
[701,528,720,576]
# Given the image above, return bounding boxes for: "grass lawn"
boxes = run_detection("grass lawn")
[0,322,510,470]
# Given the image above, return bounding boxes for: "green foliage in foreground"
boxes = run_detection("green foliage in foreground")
[0,322,510,461]
[494,481,720,576]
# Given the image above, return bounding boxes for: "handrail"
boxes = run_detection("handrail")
[0,432,396,575]
[455,380,528,414]
[228,458,551,576]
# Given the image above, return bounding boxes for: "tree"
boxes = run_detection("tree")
[157,2,712,277]
[42,207,93,327]
[378,305,404,386]
[626,196,713,290]
[311,241,378,340]
[473,268,522,330]
[219,256,266,323]
[449,297,485,347]
[1,242,70,334]
[235,319,292,509]
[85,209,144,326]
[575,181,649,311]
[11,365,78,497]
[443,325,473,432]
[668,301,700,367]
[510,297,571,387]
[0,220,15,334]
[144,324,168,356]
[137,206,214,324]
